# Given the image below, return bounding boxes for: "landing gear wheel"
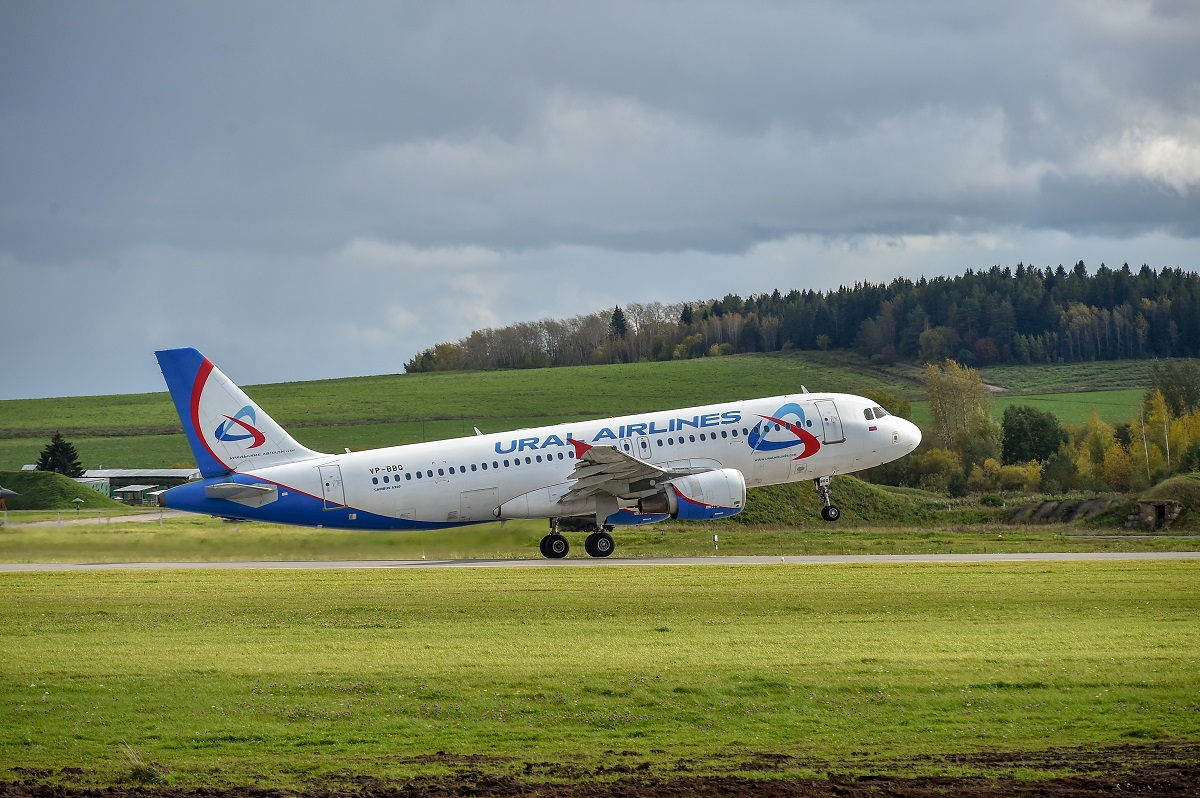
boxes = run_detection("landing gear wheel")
[584,531,615,558]
[540,533,570,559]
[814,476,840,523]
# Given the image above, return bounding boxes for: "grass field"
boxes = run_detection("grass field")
[0,352,1159,471]
[4,514,1200,563]
[2,561,1197,787]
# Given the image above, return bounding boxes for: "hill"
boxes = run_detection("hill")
[0,471,126,511]
[731,475,956,527]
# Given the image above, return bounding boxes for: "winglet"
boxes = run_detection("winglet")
[567,437,593,459]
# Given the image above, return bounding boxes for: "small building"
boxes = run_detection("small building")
[1125,500,1183,530]
[74,477,109,495]
[81,469,200,498]
[113,485,162,506]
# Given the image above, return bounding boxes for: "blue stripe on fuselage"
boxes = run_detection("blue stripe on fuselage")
[161,476,480,531]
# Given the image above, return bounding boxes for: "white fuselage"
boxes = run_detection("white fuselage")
[218,392,920,528]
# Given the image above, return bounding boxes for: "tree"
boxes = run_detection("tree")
[1148,359,1200,416]
[1001,405,1067,464]
[37,432,83,477]
[608,306,628,340]
[924,359,1000,466]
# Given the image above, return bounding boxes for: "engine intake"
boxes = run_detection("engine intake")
[637,468,746,521]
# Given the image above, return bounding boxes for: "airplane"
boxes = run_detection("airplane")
[154,347,921,558]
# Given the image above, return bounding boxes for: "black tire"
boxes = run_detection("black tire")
[539,534,552,558]
[585,531,615,558]
[821,505,841,522]
[545,534,570,559]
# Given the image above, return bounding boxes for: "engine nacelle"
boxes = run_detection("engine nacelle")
[637,468,746,521]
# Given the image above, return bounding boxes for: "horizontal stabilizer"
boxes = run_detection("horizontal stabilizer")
[205,482,279,508]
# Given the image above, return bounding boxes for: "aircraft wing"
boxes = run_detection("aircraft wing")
[561,440,691,503]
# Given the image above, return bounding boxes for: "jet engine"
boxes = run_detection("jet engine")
[637,468,746,521]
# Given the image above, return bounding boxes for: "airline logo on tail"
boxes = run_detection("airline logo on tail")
[215,406,267,449]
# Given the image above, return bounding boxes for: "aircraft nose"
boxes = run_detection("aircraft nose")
[896,418,922,452]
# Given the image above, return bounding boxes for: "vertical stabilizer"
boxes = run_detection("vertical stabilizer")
[155,348,323,478]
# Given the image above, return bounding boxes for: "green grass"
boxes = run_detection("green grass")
[2,510,1198,564]
[1,562,1197,786]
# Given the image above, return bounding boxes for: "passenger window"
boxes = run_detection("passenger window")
[493,461,499,468]
[448,467,455,474]
[657,439,663,446]
[471,464,477,472]
[427,470,433,477]
[481,462,488,470]
[721,430,728,438]
[372,477,379,485]
[438,468,445,476]
[383,475,389,483]
[416,471,422,479]
[536,455,542,463]
[731,429,738,437]
[525,457,532,464]
[504,459,510,467]
[689,435,696,442]
[406,472,412,480]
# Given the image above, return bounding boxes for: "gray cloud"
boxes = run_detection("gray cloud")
[2,0,1198,398]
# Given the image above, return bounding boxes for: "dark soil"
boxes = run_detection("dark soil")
[3,742,1198,798]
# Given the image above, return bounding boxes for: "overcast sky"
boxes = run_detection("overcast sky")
[3,1,1199,400]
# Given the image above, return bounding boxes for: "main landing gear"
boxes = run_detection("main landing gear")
[815,476,841,522]
[541,520,615,559]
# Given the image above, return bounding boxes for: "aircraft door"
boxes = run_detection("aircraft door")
[318,464,345,509]
[813,399,845,444]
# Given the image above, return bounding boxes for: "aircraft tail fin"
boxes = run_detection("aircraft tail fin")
[155,347,324,478]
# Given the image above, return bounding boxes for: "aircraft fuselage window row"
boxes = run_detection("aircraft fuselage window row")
[367,417,824,486]
[369,450,577,485]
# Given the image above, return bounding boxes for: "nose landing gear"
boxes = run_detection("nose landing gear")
[815,476,841,522]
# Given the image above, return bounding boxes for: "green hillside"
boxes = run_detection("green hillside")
[0,351,1154,471]
[724,472,988,528]
[0,471,125,511]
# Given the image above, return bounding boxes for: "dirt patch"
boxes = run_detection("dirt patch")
[2,742,1197,798]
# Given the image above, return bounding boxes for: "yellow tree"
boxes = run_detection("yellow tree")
[1102,444,1135,492]
[924,359,999,467]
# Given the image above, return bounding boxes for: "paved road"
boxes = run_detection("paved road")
[2,551,1198,572]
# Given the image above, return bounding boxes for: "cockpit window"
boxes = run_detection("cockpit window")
[873,406,888,417]
[864,408,875,420]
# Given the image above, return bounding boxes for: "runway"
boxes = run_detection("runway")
[2,551,1198,572]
